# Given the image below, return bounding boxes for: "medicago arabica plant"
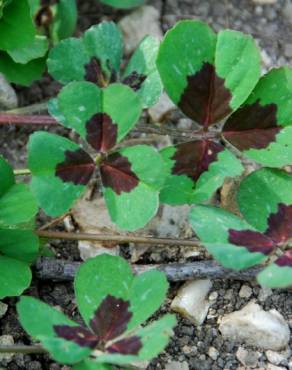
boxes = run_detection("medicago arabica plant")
[17,254,176,368]
[0,156,39,298]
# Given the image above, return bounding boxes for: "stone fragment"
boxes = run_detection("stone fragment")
[236,347,260,368]
[0,74,18,110]
[267,365,287,370]
[0,335,14,362]
[252,0,277,3]
[266,349,291,366]
[165,361,189,370]
[208,346,219,361]
[219,302,290,350]
[239,284,253,299]
[119,6,163,54]
[148,92,176,123]
[284,44,292,58]
[283,1,292,24]
[258,286,272,302]
[171,279,212,326]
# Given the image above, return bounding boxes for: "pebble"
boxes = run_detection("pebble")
[265,349,291,366]
[208,346,219,361]
[165,361,189,370]
[219,302,290,350]
[252,0,277,3]
[236,347,260,368]
[0,302,8,318]
[267,365,287,370]
[148,92,176,123]
[0,335,14,362]
[239,285,253,299]
[258,286,272,302]
[284,44,292,58]
[171,279,212,326]
[119,6,163,54]
[283,0,292,24]
[0,74,18,110]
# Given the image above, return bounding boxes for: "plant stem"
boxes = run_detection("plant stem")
[36,230,202,248]
[3,102,48,115]
[0,114,56,125]
[13,168,31,176]
[0,345,46,354]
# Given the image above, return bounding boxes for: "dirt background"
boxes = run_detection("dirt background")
[0,0,291,369]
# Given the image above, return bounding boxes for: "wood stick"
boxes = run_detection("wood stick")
[35,257,262,282]
[0,345,46,354]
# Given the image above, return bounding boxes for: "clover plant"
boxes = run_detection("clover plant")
[189,168,292,288]
[18,254,176,367]
[100,0,144,8]
[0,156,39,298]
[0,0,77,85]
[47,21,162,108]
[156,21,292,205]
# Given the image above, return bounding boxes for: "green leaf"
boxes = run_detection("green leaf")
[189,205,269,270]
[157,20,260,127]
[237,168,292,232]
[28,131,95,217]
[0,0,35,51]
[7,35,48,64]
[54,82,142,147]
[123,36,162,107]
[75,254,168,331]
[160,143,243,205]
[101,145,166,230]
[0,229,38,263]
[223,67,292,167]
[100,0,144,8]
[52,0,77,42]
[0,256,31,299]
[17,296,92,364]
[0,51,46,85]
[96,314,176,365]
[48,21,123,84]
[0,155,14,197]
[0,183,38,227]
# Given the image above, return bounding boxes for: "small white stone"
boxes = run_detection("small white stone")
[208,346,219,361]
[171,279,212,326]
[0,335,14,362]
[266,350,288,365]
[267,365,287,370]
[165,361,189,370]
[219,302,290,350]
[0,74,18,110]
[236,347,260,368]
[119,6,163,54]
[252,0,277,3]
[283,1,292,24]
[239,285,253,299]
[209,291,218,301]
[148,92,176,123]
[258,286,272,302]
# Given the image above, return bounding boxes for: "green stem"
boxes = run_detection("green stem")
[13,169,31,176]
[3,102,48,115]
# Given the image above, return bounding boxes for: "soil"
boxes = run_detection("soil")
[0,1,291,369]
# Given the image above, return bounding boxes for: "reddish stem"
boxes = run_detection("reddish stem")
[0,114,57,125]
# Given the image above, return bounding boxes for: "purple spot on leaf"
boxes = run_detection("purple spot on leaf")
[265,204,292,244]
[107,336,142,355]
[223,100,280,150]
[84,57,107,86]
[275,249,292,267]
[86,113,118,153]
[54,325,98,349]
[55,148,95,185]
[89,295,132,343]
[228,229,275,255]
[100,153,139,195]
[172,140,224,182]
[123,71,147,91]
[178,63,232,127]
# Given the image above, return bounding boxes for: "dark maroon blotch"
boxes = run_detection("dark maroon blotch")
[122,71,147,91]
[84,57,108,86]
[54,325,98,349]
[35,5,53,28]
[90,295,132,343]
[275,250,292,267]
[265,204,292,244]
[55,148,95,185]
[100,153,139,195]
[228,229,275,255]
[172,139,224,182]
[178,62,232,127]
[86,113,118,153]
[223,100,280,151]
[107,336,142,355]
